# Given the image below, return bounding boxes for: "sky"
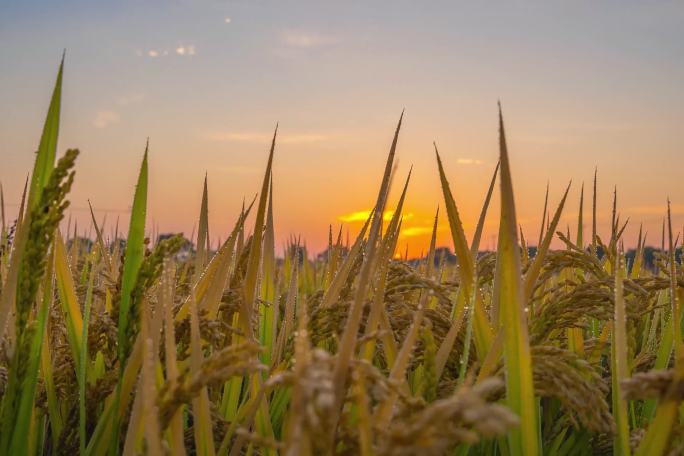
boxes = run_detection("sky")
[0,0,683,256]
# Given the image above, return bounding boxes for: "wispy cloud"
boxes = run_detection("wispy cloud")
[457,158,484,165]
[116,93,145,106]
[137,44,196,58]
[202,131,329,144]
[338,210,372,223]
[93,110,120,129]
[337,210,413,223]
[281,30,339,48]
[175,45,196,56]
[401,226,435,237]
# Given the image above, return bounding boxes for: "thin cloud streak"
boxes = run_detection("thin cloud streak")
[116,93,145,106]
[400,226,436,237]
[93,110,120,128]
[338,210,413,223]
[281,30,339,48]
[175,45,196,56]
[202,131,330,144]
[137,45,196,58]
[457,158,484,165]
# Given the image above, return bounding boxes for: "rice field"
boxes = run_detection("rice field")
[1,59,682,456]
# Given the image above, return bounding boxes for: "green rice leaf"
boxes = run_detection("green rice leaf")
[493,104,539,456]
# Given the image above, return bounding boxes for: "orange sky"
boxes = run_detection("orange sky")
[1,2,683,256]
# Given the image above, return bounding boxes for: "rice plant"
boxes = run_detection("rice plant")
[1,58,683,456]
